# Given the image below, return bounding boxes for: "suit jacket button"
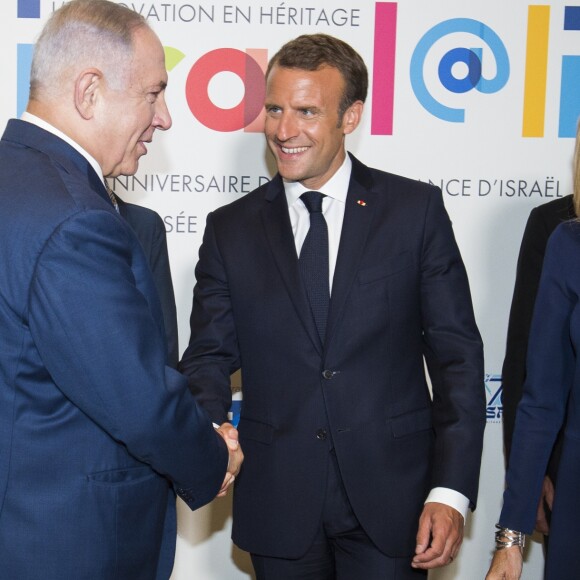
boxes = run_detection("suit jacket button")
[316,429,327,440]
[322,369,334,380]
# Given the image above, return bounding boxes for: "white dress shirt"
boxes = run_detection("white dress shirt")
[283,153,469,520]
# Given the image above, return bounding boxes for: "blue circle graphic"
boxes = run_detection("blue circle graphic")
[410,18,510,122]
[438,48,482,94]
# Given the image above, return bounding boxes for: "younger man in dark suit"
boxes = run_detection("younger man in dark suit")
[180,33,485,579]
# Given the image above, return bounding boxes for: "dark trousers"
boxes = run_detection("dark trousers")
[251,451,426,580]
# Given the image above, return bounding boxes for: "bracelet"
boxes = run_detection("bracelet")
[494,524,525,551]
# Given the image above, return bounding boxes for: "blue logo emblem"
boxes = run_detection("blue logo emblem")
[485,374,503,423]
[410,18,509,122]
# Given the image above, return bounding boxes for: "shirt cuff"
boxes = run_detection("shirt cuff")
[425,488,469,520]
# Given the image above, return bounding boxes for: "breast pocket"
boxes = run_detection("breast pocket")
[389,407,433,439]
[358,252,412,285]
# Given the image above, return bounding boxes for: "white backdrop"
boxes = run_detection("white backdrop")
[3,1,580,578]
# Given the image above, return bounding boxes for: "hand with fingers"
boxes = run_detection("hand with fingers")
[215,422,244,497]
[411,502,464,570]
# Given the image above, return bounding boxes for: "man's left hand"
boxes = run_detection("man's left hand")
[411,502,464,569]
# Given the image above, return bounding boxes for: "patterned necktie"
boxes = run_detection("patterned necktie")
[299,191,330,342]
[105,183,119,213]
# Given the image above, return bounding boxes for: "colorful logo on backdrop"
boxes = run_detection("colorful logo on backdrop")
[408,19,510,124]
[485,374,503,423]
[373,3,580,137]
[178,3,580,137]
[16,2,580,137]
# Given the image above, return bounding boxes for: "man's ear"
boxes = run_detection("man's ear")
[74,69,102,120]
[342,100,364,135]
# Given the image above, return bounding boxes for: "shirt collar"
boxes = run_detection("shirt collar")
[21,112,105,186]
[284,153,352,207]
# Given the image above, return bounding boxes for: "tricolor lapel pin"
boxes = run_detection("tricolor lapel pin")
[356,199,367,206]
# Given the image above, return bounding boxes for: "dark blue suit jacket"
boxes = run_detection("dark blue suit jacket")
[0,120,227,578]
[500,220,580,578]
[180,154,485,558]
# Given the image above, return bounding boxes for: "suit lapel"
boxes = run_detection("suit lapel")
[261,176,324,354]
[326,155,377,345]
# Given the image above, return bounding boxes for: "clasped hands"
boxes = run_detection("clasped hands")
[215,422,244,497]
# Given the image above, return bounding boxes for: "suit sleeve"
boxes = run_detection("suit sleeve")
[420,188,485,508]
[179,212,241,424]
[500,225,575,533]
[29,209,228,511]
[501,207,551,462]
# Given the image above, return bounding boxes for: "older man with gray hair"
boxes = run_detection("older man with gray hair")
[0,1,242,578]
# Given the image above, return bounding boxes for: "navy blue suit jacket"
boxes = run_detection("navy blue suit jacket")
[501,195,574,481]
[180,154,485,558]
[0,120,227,578]
[500,220,580,578]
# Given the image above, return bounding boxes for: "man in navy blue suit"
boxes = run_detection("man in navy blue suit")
[0,1,241,578]
[180,34,484,579]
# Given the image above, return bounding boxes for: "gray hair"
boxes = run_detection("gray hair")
[30,0,148,100]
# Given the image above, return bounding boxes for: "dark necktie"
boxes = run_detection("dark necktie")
[299,191,330,342]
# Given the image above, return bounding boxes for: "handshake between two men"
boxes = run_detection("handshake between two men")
[215,422,244,497]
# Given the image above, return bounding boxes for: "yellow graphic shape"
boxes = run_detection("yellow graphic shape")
[522,6,550,138]
[164,47,186,72]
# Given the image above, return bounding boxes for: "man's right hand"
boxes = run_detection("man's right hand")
[215,422,243,497]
